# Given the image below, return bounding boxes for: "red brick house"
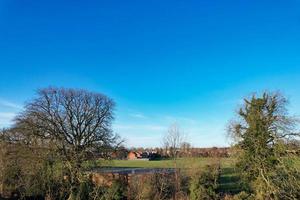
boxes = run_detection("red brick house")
[127,151,138,160]
[127,151,142,160]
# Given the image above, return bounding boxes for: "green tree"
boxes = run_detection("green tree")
[229,92,300,199]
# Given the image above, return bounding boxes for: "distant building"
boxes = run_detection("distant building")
[127,151,161,160]
[127,151,140,160]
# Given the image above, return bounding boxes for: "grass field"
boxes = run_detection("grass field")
[91,157,299,196]
[96,157,235,169]
[93,156,300,170]
[95,157,241,195]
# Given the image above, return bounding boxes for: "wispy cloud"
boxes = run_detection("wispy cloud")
[113,123,167,147]
[114,124,166,131]
[0,98,22,110]
[129,113,148,119]
[163,115,198,125]
[125,135,163,148]
[0,112,16,127]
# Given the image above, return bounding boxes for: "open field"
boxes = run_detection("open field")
[94,157,300,169]
[95,157,236,169]
[92,156,300,196]
[94,157,243,196]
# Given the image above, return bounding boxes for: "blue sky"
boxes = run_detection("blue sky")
[0,0,300,147]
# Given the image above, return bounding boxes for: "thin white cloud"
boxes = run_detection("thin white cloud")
[129,113,148,119]
[163,115,198,125]
[114,114,230,147]
[113,120,231,147]
[114,124,166,131]
[113,123,167,147]
[0,112,16,127]
[183,122,229,147]
[126,135,163,148]
[0,98,22,110]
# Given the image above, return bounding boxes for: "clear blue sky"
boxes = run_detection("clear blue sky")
[0,0,300,147]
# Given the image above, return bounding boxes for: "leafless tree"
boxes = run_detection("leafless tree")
[15,87,120,195]
[163,123,186,199]
[163,123,185,160]
[180,142,191,157]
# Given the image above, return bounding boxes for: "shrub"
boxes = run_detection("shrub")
[129,173,176,200]
[189,165,219,200]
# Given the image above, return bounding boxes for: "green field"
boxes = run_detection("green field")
[95,157,241,195]
[91,157,299,196]
[96,157,235,169]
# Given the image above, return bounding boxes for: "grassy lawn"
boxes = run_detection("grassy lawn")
[94,157,235,169]
[91,156,299,170]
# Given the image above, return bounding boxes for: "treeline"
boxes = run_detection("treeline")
[126,147,230,159]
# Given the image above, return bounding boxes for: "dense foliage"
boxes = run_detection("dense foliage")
[229,92,300,199]
[189,164,220,200]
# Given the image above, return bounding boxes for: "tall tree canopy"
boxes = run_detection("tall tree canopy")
[17,87,116,155]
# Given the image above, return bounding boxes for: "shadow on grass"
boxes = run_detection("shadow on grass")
[218,167,243,195]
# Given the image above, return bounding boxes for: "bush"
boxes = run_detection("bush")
[223,191,253,200]
[0,142,67,200]
[129,173,176,200]
[189,165,219,200]
[104,180,127,200]
[89,180,127,200]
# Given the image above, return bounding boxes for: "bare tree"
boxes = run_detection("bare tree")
[163,123,186,199]
[15,87,119,196]
[163,123,185,160]
[180,142,191,157]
